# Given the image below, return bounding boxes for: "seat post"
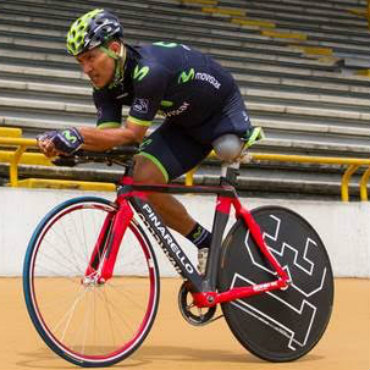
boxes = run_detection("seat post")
[220,161,240,186]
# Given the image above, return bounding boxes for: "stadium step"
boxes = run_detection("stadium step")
[0,0,369,197]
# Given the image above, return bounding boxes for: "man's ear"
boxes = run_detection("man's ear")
[108,41,121,55]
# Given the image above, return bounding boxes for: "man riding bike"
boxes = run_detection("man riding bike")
[38,9,261,272]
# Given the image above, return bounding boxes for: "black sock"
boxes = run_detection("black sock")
[186,222,212,249]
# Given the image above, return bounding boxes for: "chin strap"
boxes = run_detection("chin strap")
[93,43,127,90]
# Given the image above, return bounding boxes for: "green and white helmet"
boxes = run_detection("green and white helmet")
[66,9,124,56]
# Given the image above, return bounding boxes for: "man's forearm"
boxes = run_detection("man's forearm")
[79,126,137,151]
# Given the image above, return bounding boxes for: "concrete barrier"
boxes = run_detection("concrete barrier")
[0,187,369,277]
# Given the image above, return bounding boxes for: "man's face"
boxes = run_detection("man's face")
[77,47,115,88]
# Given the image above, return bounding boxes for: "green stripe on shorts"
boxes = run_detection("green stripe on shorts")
[137,152,169,183]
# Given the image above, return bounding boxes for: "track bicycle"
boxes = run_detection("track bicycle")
[23,145,334,367]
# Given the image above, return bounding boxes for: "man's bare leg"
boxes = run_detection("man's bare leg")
[133,156,196,235]
[133,156,212,273]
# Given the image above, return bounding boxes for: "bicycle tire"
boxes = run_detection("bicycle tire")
[23,196,160,367]
[218,206,334,362]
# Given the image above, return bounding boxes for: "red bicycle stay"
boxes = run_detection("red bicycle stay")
[23,145,334,367]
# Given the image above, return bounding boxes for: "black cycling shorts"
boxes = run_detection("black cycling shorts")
[137,87,252,182]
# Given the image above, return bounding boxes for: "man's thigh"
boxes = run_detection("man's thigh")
[133,155,167,184]
[191,86,252,144]
[136,123,212,182]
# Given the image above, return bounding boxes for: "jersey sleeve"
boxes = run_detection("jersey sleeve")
[128,63,169,127]
[93,89,122,129]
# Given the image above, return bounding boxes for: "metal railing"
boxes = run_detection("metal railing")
[1,137,370,201]
[0,137,51,187]
[185,152,370,202]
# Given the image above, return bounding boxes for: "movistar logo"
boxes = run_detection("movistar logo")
[62,130,77,143]
[133,65,150,81]
[178,68,195,84]
[193,226,202,239]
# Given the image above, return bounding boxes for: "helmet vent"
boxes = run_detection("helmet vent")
[66,9,124,56]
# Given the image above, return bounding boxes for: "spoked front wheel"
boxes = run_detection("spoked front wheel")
[218,206,334,362]
[23,196,160,367]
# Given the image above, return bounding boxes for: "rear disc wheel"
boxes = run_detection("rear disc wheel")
[218,206,334,362]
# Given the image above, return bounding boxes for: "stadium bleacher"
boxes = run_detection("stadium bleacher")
[0,0,369,198]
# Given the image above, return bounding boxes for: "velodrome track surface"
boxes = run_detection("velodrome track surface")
[1,278,369,370]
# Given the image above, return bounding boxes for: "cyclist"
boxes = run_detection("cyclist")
[38,9,260,273]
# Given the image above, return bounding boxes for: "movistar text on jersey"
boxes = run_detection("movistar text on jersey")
[195,73,221,89]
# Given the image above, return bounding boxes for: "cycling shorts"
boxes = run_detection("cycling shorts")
[137,87,252,181]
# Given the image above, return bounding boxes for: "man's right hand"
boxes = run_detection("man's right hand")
[37,128,84,157]
[37,131,60,158]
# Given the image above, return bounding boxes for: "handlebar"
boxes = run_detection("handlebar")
[52,144,140,167]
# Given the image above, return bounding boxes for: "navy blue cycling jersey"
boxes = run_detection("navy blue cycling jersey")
[93,42,240,131]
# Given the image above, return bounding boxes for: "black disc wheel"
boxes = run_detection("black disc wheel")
[218,206,334,362]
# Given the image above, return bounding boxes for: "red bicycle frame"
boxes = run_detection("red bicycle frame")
[192,195,288,308]
[83,171,289,307]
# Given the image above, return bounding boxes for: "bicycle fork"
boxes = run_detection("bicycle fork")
[83,197,133,284]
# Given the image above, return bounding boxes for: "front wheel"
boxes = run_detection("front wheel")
[23,196,160,367]
[218,206,334,362]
